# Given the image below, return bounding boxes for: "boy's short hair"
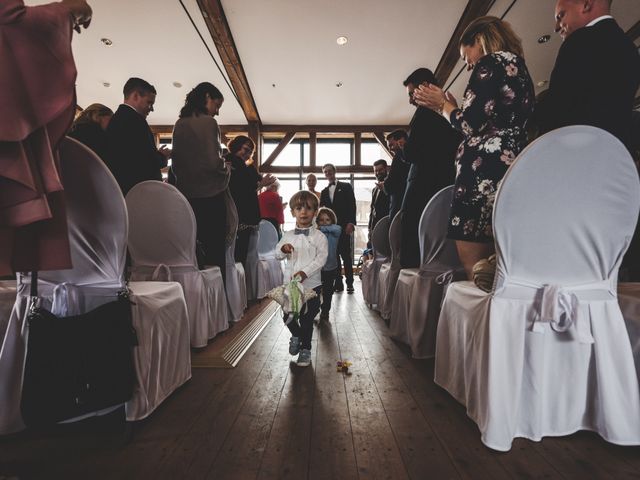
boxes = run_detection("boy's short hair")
[316,207,337,224]
[289,190,319,212]
[123,77,156,98]
[322,163,336,173]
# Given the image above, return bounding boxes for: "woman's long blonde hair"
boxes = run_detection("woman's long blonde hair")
[460,16,524,58]
[73,103,113,126]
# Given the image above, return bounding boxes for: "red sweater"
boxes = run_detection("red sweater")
[258,191,284,224]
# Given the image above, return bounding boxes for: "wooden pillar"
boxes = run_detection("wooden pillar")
[248,121,261,166]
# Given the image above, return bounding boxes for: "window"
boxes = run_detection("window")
[317,141,351,167]
[262,141,304,167]
[361,140,391,166]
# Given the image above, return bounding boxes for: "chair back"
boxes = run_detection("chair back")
[388,211,403,267]
[371,215,391,258]
[257,220,278,257]
[419,185,460,269]
[493,126,640,288]
[125,181,197,268]
[42,137,127,287]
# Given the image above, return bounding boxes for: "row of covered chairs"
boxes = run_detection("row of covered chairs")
[0,137,283,434]
[363,126,640,451]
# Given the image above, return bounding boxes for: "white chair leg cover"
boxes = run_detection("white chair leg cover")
[618,283,640,383]
[256,257,283,299]
[361,256,388,307]
[130,265,228,348]
[377,213,402,320]
[125,281,191,421]
[436,281,640,451]
[389,268,418,344]
[0,280,16,346]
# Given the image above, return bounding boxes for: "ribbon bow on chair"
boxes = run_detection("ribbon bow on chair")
[535,284,593,344]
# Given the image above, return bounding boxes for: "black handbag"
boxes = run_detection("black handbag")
[21,272,138,427]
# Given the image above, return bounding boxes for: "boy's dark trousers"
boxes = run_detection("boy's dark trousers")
[321,268,338,313]
[284,286,322,350]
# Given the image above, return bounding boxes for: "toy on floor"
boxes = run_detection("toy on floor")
[336,360,352,375]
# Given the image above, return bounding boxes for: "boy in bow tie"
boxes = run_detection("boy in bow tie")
[276,191,328,366]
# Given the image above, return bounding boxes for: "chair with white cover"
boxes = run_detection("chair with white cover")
[376,212,402,320]
[0,138,191,434]
[255,220,283,298]
[225,199,248,322]
[361,216,390,308]
[434,126,640,451]
[390,186,462,354]
[126,181,229,347]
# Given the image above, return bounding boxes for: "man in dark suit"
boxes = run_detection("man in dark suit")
[320,163,357,293]
[368,159,390,247]
[400,68,462,269]
[383,129,410,220]
[535,0,640,151]
[106,77,170,194]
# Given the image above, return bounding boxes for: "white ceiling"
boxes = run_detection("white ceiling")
[26,0,640,127]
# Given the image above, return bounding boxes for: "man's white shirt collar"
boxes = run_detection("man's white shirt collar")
[586,15,613,27]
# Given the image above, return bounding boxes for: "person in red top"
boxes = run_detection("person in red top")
[258,181,285,239]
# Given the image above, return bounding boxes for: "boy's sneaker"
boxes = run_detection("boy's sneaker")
[289,336,301,355]
[320,311,329,322]
[296,349,312,367]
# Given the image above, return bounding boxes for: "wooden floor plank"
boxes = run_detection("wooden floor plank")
[333,295,410,479]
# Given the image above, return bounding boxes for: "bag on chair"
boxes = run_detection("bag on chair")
[20,272,138,427]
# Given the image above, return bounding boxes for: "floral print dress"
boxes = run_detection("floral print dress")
[448,51,534,242]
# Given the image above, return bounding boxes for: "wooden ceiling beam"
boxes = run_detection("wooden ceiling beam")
[197,0,261,124]
[373,132,392,158]
[260,125,406,133]
[434,0,496,87]
[261,131,296,168]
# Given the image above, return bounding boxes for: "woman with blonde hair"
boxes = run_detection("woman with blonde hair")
[68,103,113,161]
[413,16,534,280]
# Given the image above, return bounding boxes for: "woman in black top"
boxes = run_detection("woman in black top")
[226,135,276,264]
[68,103,113,162]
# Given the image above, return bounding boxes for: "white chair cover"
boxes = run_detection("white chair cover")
[0,138,191,432]
[0,280,17,346]
[361,216,390,307]
[376,212,403,319]
[225,197,248,322]
[390,186,462,355]
[617,283,640,384]
[435,126,640,451]
[255,220,284,299]
[126,181,229,347]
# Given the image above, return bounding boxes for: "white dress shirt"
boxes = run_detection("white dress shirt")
[276,226,328,289]
[586,15,613,27]
[328,183,337,202]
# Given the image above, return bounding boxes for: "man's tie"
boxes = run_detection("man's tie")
[294,228,310,236]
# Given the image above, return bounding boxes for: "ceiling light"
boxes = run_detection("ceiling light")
[537,80,548,87]
[100,38,113,46]
[537,34,551,44]
[102,82,110,87]
[336,81,343,87]
[336,36,348,46]
[172,81,182,88]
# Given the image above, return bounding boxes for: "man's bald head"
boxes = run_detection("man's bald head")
[554,0,612,40]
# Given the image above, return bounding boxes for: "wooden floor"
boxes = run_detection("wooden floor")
[1,279,640,480]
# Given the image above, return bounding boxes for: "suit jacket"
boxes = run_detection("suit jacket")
[535,18,640,150]
[383,150,411,219]
[402,106,461,211]
[320,181,356,227]
[106,104,167,194]
[368,184,389,231]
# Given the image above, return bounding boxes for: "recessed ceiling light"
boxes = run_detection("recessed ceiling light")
[102,82,110,87]
[537,80,548,87]
[336,36,348,46]
[172,81,182,88]
[336,81,343,87]
[100,38,113,46]
[537,34,551,44]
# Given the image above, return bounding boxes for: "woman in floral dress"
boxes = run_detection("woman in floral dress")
[414,16,534,279]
